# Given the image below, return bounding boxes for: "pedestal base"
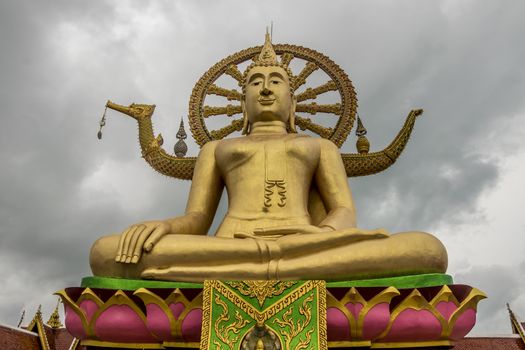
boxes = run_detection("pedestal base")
[56,274,486,349]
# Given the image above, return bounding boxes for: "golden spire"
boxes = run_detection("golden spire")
[242,29,293,92]
[256,29,278,66]
[36,305,42,318]
[46,299,63,329]
[17,310,25,328]
[507,303,525,344]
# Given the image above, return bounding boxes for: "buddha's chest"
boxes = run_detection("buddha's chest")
[215,136,319,176]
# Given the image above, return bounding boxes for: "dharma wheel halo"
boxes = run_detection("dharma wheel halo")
[188,44,357,148]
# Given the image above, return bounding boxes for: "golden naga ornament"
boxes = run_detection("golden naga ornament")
[90,33,447,283]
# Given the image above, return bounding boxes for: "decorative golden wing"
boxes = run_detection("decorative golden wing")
[342,109,423,177]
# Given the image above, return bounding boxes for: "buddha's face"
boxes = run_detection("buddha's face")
[243,66,295,125]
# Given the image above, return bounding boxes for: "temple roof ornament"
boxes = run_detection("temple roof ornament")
[46,300,63,329]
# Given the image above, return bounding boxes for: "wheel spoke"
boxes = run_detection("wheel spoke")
[210,119,244,139]
[292,62,318,91]
[295,116,333,138]
[207,84,242,101]
[280,53,294,67]
[296,102,342,115]
[225,64,243,83]
[296,81,337,102]
[203,105,242,118]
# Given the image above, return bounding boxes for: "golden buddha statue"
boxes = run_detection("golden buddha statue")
[90,34,447,282]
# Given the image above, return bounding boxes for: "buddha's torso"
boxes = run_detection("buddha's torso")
[214,133,320,237]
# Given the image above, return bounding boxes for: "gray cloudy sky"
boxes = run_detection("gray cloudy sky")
[1,0,524,336]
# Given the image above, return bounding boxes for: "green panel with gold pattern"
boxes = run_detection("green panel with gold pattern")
[200,280,327,350]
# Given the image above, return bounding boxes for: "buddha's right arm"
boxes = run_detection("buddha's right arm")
[116,141,224,264]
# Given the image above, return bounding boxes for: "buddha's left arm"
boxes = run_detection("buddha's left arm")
[315,139,357,230]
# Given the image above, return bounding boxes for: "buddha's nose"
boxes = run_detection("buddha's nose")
[260,87,271,96]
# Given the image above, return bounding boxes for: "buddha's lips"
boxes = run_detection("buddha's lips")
[258,98,275,105]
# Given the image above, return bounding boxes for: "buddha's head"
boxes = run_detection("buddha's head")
[241,33,297,134]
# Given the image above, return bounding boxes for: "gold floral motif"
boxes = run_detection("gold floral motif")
[227,281,296,307]
[272,292,314,349]
[214,295,250,348]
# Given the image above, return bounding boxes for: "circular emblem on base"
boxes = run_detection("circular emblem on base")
[242,324,282,350]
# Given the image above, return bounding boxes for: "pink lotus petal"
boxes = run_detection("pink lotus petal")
[181,309,202,342]
[362,303,391,340]
[345,302,363,321]
[146,303,174,341]
[435,301,457,321]
[95,304,156,343]
[382,309,442,342]
[79,300,98,322]
[169,302,185,319]
[64,305,87,339]
[327,307,351,341]
[450,309,476,340]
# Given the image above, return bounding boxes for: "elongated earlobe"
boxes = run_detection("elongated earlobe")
[288,95,297,133]
[241,99,250,135]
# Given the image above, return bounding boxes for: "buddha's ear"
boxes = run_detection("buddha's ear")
[241,98,250,135]
[288,94,297,133]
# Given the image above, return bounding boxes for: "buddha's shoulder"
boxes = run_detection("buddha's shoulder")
[198,140,222,157]
[316,137,340,151]
[288,134,339,150]
[209,134,336,148]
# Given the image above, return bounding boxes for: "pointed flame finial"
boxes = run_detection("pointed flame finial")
[46,299,63,329]
[256,29,278,66]
[242,28,294,94]
[36,305,42,318]
[17,310,25,328]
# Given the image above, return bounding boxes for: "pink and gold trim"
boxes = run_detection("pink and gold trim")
[56,284,485,348]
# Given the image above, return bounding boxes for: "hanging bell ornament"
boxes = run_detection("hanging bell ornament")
[97,106,107,140]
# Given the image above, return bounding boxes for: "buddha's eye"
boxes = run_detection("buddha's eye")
[251,81,261,86]
[271,80,280,85]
